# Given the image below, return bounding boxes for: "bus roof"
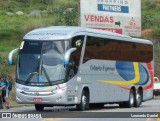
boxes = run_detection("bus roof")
[23,26,152,45]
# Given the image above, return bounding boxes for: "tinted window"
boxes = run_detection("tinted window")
[20,41,42,54]
[83,36,153,63]
[70,36,84,66]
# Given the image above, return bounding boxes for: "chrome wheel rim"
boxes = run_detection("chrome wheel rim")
[130,93,134,105]
[82,95,87,106]
[136,93,141,105]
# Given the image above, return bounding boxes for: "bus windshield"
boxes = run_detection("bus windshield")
[17,40,70,85]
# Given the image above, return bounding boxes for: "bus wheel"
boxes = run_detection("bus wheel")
[76,90,89,111]
[123,90,135,108]
[127,89,135,108]
[134,91,142,107]
[35,104,44,111]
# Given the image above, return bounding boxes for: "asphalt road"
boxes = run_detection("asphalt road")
[0,96,160,121]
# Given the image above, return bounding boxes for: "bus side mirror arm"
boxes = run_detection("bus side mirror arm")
[8,48,19,65]
[64,48,77,65]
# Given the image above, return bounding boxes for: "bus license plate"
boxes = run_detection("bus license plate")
[33,98,42,102]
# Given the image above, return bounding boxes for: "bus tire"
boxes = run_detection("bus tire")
[134,92,142,107]
[35,104,44,111]
[127,89,135,108]
[76,90,89,111]
[119,89,135,108]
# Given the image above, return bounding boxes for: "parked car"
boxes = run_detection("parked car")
[153,77,160,96]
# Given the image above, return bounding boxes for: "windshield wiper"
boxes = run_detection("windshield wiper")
[25,72,37,85]
[41,66,52,86]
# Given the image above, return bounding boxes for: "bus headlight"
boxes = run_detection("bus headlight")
[16,88,22,92]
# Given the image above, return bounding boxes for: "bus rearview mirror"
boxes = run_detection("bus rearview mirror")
[8,48,19,65]
[64,48,77,65]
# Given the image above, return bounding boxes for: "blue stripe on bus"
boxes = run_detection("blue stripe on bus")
[116,61,149,85]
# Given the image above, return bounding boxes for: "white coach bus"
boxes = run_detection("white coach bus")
[8,26,154,111]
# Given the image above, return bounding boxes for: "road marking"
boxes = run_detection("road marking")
[146,118,157,121]
[42,118,62,121]
[41,111,89,121]
[156,110,160,121]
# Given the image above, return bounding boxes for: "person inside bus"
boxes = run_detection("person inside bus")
[0,76,10,109]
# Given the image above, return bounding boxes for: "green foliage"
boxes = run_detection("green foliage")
[142,0,160,38]
[142,15,154,29]
[0,15,25,41]
[150,28,160,38]
[51,8,78,26]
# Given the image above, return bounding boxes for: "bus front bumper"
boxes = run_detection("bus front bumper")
[15,87,72,105]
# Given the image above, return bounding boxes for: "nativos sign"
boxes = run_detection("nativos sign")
[79,0,141,37]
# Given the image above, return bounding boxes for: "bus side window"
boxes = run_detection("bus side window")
[70,35,84,64]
